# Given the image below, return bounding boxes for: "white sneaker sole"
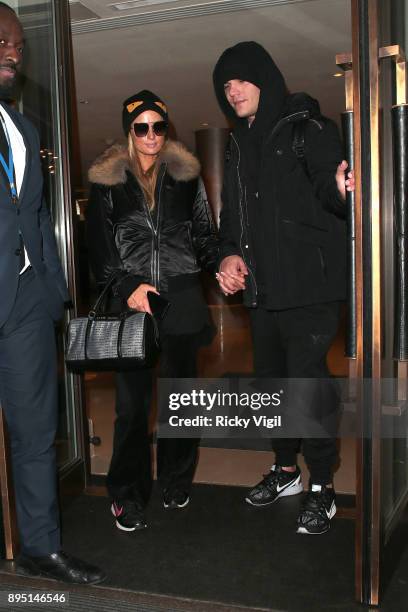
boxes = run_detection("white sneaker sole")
[110,503,146,531]
[163,496,190,509]
[245,476,304,507]
[297,501,337,535]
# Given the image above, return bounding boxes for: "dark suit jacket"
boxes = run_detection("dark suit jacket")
[0,101,69,328]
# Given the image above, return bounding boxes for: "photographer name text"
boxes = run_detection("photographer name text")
[168,415,282,429]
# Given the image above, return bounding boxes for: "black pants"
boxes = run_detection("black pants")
[0,269,60,556]
[107,334,200,506]
[249,302,341,485]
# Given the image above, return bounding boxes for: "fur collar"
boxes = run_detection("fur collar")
[88,139,200,186]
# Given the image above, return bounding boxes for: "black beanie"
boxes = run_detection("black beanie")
[122,89,168,136]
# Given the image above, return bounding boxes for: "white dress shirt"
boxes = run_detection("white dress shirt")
[0,104,30,272]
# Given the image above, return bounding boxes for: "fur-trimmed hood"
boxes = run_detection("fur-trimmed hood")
[88,139,201,186]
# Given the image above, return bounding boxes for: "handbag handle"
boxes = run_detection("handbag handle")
[89,273,123,318]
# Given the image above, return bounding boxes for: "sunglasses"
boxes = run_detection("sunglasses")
[133,121,168,137]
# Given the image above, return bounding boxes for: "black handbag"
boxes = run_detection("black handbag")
[65,276,160,371]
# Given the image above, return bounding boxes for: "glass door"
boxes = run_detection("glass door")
[347,0,408,605]
[10,0,85,495]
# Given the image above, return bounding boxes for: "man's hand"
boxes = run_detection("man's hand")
[216,255,248,295]
[336,160,355,200]
[127,283,158,315]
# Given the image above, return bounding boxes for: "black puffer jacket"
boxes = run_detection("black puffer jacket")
[217,93,347,310]
[213,42,347,310]
[86,140,218,299]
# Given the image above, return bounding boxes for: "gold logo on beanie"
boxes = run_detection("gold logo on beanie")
[155,101,167,113]
[127,100,144,113]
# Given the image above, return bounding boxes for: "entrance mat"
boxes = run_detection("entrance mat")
[66,484,357,611]
[1,483,407,611]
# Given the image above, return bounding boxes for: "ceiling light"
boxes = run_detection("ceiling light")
[109,0,178,11]
[333,72,344,78]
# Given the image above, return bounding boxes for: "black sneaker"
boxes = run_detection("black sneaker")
[111,499,147,531]
[296,485,336,534]
[245,465,303,507]
[163,489,190,509]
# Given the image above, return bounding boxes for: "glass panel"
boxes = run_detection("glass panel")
[379,0,408,535]
[13,0,79,469]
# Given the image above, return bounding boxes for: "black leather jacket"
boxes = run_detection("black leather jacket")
[86,140,219,299]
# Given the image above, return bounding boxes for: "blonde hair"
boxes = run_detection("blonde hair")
[128,133,160,211]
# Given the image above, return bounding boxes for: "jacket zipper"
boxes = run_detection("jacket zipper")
[142,165,165,289]
[155,168,165,289]
[231,134,258,306]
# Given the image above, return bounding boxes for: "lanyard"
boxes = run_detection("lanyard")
[0,113,18,201]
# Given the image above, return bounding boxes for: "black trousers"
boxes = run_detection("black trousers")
[107,334,200,506]
[249,302,341,485]
[0,269,60,556]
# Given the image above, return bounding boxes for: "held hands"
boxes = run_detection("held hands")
[216,255,248,296]
[336,160,355,200]
[127,283,159,315]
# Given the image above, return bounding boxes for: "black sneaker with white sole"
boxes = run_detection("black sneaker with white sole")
[163,489,190,509]
[245,465,303,507]
[296,485,336,534]
[111,499,147,531]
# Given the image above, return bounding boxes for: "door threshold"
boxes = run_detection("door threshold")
[0,565,276,612]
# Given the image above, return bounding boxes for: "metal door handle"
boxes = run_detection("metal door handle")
[392,103,408,359]
[337,56,357,359]
[382,47,408,360]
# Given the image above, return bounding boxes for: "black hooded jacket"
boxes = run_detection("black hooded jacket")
[213,42,347,309]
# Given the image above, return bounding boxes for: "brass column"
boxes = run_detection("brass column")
[195,127,229,228]
[195,127,230,308]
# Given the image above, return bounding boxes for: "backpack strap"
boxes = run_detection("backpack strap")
[291,118,324,177]
[292,120,306,162]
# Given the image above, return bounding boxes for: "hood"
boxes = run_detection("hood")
[88,139,200,186]
[213,41,288,129]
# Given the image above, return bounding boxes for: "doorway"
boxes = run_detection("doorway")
[1,0,406,607]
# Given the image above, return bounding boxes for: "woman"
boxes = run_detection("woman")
[86,90,218,531]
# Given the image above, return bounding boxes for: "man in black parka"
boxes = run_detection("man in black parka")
[213,41,354,534]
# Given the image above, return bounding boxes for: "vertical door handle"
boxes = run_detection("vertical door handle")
[392,102,408,360]
[381,47,408,360]
[337,56,357,358]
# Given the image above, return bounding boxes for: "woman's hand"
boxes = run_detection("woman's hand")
[127,283,159,315]
[216,255,248,295]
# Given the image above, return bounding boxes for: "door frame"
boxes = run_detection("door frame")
[352,0,408,605]
[0,0,87,559]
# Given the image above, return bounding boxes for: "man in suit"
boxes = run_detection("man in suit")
[0,2,105,583]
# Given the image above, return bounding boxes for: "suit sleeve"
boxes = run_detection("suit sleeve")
[304,118,346,218]
[86,183,147,299]
[191,177,219,274]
